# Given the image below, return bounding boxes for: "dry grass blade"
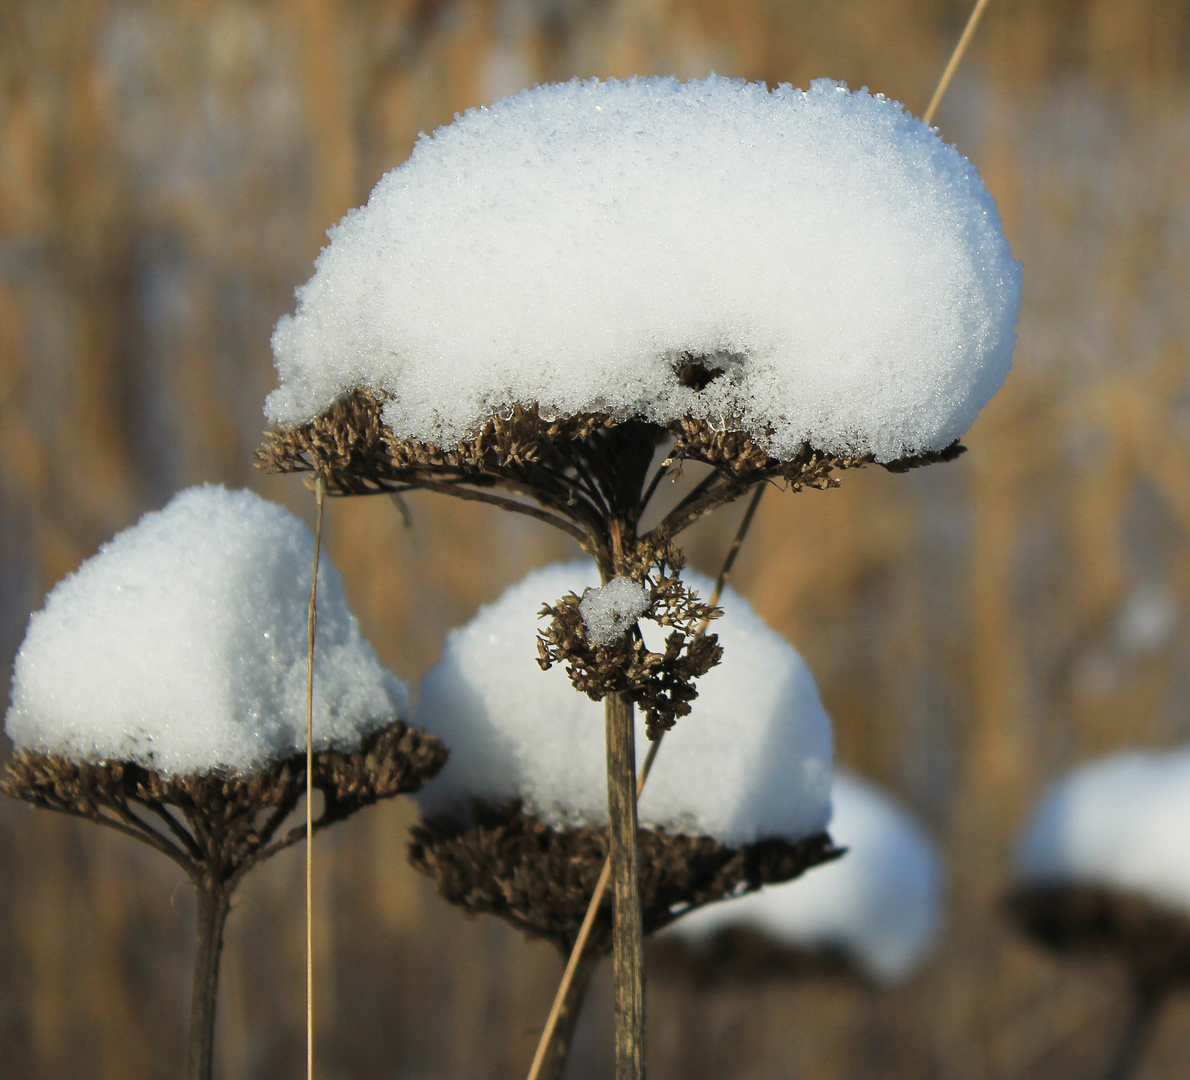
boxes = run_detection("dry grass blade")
[306,474,326,1080]
[923,0,993,124]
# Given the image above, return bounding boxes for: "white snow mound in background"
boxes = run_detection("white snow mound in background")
[1017,747,1190,916]
[5,485,410,775]
[579,576,651,646]
[267,77,1021,463]
[664,772,944,985]
[414,560,832,845]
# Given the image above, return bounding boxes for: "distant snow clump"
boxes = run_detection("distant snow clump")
[414,560,832,845]
[5,485,410,775]
[268,76,1021,463]
[1017,747,1190,916]
[665,772,944,985]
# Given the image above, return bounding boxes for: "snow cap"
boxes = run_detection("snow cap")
[665,772,944,985]
[414,560,833,846]
[5,485,410,775]
[1017,746,1190,917]
[268,76,1021,463]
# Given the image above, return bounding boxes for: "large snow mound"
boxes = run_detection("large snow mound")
[1017,747,1190,916]
[664,772,944,985]
[267,77,1021,463]
[5,485,410,775]
[414,560,832,845]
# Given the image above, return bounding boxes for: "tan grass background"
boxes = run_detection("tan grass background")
[3,1,1190,1077]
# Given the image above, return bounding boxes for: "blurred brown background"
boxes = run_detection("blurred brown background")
[3,1,1190,1077]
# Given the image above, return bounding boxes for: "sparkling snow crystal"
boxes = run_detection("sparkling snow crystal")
[414,560,832,845]
[5,485,410,775]
[579,577,651,646]
[268,76,1020,463]
[1017,747,1190,916]
[665,772,944,985]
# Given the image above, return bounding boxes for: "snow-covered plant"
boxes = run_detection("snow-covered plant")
[409,561,839,1077]
[1,486,446,1080]
[1008,748,1190,1080]
[661,772,944,987]
[256,75,1020,1074]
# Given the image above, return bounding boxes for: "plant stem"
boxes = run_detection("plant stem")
[188,881,231,1080]
[527,485,766,1080]
[1102,982,1163,1080]
[535,951,600,1080]
[605,689,646,1080]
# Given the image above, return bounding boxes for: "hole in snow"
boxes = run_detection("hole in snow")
[674,354,727,392]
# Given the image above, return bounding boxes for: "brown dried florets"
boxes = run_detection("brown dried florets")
[409,799,843,955]
[536,550,723,740]
[255,387,961,496]
[2,720,447,887]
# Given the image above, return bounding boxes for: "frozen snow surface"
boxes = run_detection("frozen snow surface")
[5,486,410,775]
[268,77,1021,463]
[414,560,832,845]
[666,772,944,985]
[1017,746,1190,916]
[579,576,651,646]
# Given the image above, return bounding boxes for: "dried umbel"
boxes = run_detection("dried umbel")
[3,720,446,1080]
[536,550,723,739]
[1007,883,1190,1080]
[256,389,957,560]
[409,799,842,956]
[4,720,447,876]
[1006,883,1190,992]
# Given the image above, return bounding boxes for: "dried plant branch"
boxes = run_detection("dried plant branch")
[260,390,963,1080]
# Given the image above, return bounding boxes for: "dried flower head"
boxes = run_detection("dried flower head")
[409,799,841,955]
[2,720,447,890]
[1006,883,1190,992]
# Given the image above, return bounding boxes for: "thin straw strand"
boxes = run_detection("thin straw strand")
[923,0,993,124]
[306,475,326,1080]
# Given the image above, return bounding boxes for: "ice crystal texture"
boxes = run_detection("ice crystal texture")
[579,576,651,646]
[665,772,944,985]
[1018,747,1190,915]
[5,486,410,775]
[414,560,832,845]
[267,77,1020,463]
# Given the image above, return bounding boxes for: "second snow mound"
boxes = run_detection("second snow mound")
[414,560,832,846]
[268,77,1021,463]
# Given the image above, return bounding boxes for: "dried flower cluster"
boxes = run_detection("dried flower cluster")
[410,799,842,954]
[536,550,723,739]
[255,389,960,537]
[1007,882,1190,991]
[2,720,446,886]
